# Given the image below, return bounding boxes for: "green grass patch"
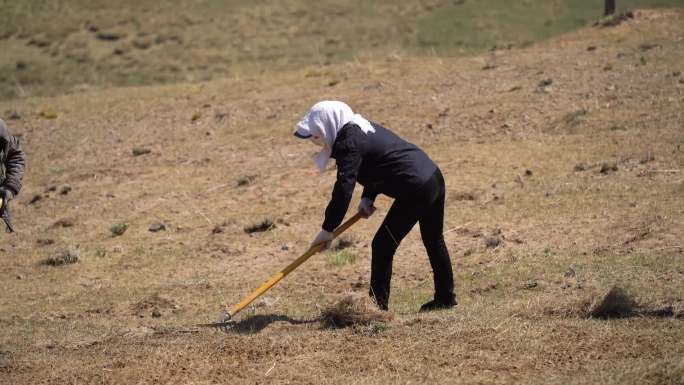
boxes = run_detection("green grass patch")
[326,250,358,266]
[415,0,684,54]
[4,0,683,99]
[110,222,128,236]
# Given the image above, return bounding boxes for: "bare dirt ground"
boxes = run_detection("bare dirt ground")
[0,8,683,385]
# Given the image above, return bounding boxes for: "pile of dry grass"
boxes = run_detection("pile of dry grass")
[543,286,638,319]
[589,286,637,319]
[320,294,393,329]
[541,286,682,320]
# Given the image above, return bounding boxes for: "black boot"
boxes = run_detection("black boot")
[419,296,457,313]
[369,289,389,311]
[372,296,389,311]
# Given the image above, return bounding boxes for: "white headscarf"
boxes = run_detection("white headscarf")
[293,101,375,172]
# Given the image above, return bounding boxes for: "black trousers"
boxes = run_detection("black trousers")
[369,168,455,309]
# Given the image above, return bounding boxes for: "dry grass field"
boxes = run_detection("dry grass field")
[0,7,683,385]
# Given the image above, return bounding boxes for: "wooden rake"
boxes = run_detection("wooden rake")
[197,213,363,328]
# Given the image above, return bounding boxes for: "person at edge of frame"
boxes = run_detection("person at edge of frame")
[293,101,457,312]
[0,118,26,233]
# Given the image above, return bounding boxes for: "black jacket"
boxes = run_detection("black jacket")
[0,120,25,196]
[322,122,437,232]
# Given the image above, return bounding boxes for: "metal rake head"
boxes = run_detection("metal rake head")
[196,311,235,331]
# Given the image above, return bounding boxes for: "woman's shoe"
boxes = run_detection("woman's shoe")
[419,298,457,312]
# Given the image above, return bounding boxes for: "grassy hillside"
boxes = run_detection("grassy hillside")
[0,6,683,385]
[2,0,683,100]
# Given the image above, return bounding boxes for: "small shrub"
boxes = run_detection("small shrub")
[110,222,128,236]
[595,10,634,28]
[51,218,74,228]
[132,148,151,156]
[236,174,257,186]
[244,219,274,234]
[562,108,588,127]
[38,108,58,119]
[148,222,167,232]
[600,162,618,174]
[361,322,389,336]
[485,236,502,249]
[36,238,54,246]
[574,162,588,171]
[327,250,358,266]
[44,247,79,266]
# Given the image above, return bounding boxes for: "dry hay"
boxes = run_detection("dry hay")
[320,294,393,329]
[589,286,637,319]
[542,295,595,319]
[540,286,683,320]
[543,286,638,319]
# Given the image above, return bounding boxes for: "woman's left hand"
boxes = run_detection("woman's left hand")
[311,229,334,250]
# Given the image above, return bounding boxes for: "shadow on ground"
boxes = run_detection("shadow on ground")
[221,314,317,335]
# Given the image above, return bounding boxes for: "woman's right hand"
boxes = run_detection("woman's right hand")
[358,197,376,219]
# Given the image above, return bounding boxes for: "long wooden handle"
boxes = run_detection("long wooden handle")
[225,212,363,319]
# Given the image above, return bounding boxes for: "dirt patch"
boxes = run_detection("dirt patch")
[50,218,75,228]
[36,238,54,246]
[450,190,479,201]
[130,294,178,317]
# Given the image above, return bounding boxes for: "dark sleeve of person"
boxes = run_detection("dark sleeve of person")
[2,136,26,196]
[322,139,362,232]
